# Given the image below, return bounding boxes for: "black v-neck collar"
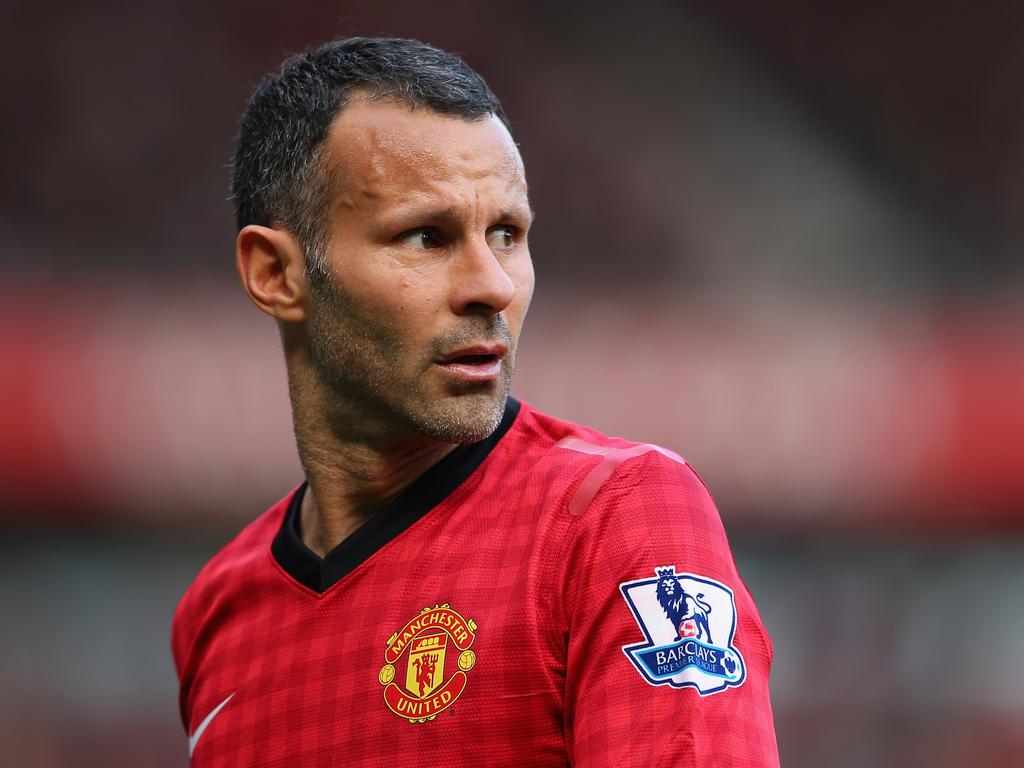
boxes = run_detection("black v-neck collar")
[271,398,521,594]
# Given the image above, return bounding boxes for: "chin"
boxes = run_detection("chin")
[410,391,508,444]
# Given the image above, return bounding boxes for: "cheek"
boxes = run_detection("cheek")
[508,255,535,318]
[391,285,447,329]
[517,255,536,293]
[397,279,435,308]
[388,283,459,345]
[340,266,428,319]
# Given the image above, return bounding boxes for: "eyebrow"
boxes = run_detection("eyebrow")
[500,208,535,223]
[416,207,461,223]
[387,205,535,226]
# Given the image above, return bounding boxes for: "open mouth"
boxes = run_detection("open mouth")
[435,346,507,381]
[444,353,499,366]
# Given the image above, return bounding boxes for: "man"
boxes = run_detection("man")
[173,37,780,767]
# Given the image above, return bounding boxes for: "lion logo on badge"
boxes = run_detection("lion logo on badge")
[378,603,478,723]
[655,567,714,643]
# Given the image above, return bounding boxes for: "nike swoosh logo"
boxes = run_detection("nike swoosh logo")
[188,692,235,758]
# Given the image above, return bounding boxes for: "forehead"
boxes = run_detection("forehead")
[322,98,527,212]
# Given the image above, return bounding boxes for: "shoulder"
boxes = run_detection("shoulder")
[180,489,293,598]
[509,400,711,525]
[171,489,295,674]
[511,404,740,597]
[506,400,682,470]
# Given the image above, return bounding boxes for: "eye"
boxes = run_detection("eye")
[487,225,517,250]
[398,228,443,250]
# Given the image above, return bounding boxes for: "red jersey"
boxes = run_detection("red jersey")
[172,399,779,766]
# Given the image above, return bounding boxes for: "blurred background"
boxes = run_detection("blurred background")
[2,0,1022,765]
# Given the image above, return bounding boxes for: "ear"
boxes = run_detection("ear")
[236,225,309,323]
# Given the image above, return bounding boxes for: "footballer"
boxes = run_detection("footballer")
[173,36,780,767]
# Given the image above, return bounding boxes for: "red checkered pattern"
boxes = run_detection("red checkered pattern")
[173,401,779,766]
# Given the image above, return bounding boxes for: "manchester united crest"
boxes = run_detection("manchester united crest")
[378,603,478,723]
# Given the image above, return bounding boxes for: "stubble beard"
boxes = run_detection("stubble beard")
[306,271,515,446]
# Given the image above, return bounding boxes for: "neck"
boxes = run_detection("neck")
[287,358,456,558]
[297,437,455,557]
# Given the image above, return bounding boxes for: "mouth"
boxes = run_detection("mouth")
[435,344,508,382]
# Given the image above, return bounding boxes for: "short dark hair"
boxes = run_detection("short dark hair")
[231,37,509,272]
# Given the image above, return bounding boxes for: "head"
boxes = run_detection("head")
[656,568,681,598]
[233,38,534,446]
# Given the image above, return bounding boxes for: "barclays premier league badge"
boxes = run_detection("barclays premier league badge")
[619,566,746,695]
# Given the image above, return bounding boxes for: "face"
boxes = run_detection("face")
[305,98,534,445]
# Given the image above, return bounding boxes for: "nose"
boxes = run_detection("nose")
[448,236,517,316]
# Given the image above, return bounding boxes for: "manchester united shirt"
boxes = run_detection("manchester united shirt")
[172,398,780,766]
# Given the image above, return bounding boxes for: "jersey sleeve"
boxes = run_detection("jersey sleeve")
[559,449,779,767]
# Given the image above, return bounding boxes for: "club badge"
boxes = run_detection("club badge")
[378,603,478,723]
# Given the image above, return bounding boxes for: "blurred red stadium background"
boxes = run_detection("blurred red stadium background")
[2,1,1022,766]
